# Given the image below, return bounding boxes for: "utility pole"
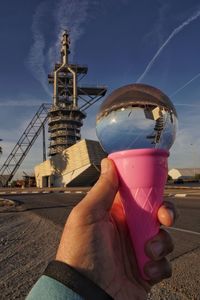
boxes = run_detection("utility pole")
[42,125,46,162]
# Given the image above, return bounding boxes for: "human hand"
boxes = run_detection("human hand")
[56,158,176,300]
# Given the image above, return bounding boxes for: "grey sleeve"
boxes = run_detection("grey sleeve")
[26,275,83,300]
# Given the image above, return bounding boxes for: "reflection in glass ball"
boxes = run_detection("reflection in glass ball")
[96,84,177,154]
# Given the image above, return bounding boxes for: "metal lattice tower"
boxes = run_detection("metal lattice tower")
[0,30,107,186]
[0,104,51,186]
[48,31,107,156]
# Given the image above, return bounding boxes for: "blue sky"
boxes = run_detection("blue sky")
[0,0,200,178]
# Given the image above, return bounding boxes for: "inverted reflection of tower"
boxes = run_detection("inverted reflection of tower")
[48,31,107,156]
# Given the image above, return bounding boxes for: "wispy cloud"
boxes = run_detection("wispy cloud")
[27,0,90,94]
[137,9,200,83]
[27,2,51,96]
[0,100,45,107]
[49,0,89,63]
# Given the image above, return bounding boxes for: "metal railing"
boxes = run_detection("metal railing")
[50,131,81,138]
[48,115,83,125]
[48,123,81,132]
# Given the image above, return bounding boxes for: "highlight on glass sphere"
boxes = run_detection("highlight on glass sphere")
[96,83,178,154]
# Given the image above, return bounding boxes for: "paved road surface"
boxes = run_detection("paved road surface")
[0,190,199,299]
[5,192,200,256]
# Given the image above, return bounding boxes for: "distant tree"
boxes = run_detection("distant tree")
[194,174,200,180]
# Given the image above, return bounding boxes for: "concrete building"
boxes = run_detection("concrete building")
[35,139,106,188]
[168,168,200,180]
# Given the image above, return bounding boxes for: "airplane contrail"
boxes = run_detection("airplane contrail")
[170,72,200,97]
[175,103,200,107]
[137,9,200,83]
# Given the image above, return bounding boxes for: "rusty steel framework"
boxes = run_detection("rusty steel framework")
[48,31,107,156]
[0,104,51,186]
[0,30,107,186]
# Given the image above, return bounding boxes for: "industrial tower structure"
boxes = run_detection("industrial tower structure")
[0,31,107,186]
[48,31,107,156]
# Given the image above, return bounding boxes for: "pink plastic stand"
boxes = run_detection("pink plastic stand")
[109,148,169,280]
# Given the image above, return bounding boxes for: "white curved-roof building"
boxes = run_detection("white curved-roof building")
[168,168,200,180]
[35,139,107,188]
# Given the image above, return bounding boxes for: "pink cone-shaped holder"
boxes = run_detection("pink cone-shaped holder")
[109,148,169,280]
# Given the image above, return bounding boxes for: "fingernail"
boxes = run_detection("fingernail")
[147,262,172,280]
[148,265,160,278]
[151,241,164,258]
[166,208,174,222]
[101,159,109,174]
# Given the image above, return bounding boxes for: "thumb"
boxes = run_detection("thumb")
[77,158,119,218]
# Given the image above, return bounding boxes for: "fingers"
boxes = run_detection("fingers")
[144,258,172,284]
[145,229,174,261]
[144,228,174,283]
[157,201,178,227]
[143,201,176,284]
[73,158,119,220]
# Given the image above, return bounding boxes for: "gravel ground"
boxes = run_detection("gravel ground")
[0,212,62,299]
[149,248,200,300]
[0,210,199,299]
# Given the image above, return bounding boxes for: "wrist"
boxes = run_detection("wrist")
[44,260,114,300]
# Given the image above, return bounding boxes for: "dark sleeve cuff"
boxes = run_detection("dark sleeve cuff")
[44,260,114,300]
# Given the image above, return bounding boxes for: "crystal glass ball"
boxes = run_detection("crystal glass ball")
[96,83,177,154]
